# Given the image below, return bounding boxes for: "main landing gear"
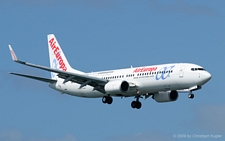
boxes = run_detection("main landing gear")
[188,93,194,99]
[102,95,113,104]
[131,96,142,109]
[102,95,142,109]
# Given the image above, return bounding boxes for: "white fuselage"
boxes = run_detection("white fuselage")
[49,63,211,98]
[8,34,212,109]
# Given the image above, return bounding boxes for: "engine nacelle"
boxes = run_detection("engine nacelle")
[104,80,129,94]
[154,90,178,102]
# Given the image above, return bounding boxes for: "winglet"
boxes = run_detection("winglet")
[8,45,18,61]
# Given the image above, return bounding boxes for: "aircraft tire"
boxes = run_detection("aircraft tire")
[136,101,142,109]
[131,101,136,108]
[102,96,113,104]
[131,101,142,109]
[188,93,194,99]
[102,96,108,104]
[107,96,113,104]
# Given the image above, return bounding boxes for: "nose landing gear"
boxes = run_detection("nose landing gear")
[102,95,113,104]
[188,93,194,99]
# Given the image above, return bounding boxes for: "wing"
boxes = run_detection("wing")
[9,45,108,93]
[10,72,57,83]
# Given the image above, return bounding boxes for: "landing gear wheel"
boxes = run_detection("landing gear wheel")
[131,101,142,109]
[102,96,108,104]
[107,96,113,104]
[102,96,113,104]
[188,93,194,99]
[136,101,142,109]
[131,101,136,108]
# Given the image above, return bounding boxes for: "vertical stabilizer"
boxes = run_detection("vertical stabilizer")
[47,34,84,79]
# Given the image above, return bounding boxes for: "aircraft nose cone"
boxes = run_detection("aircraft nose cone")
[206,71,212,81]
[201,71,212,84]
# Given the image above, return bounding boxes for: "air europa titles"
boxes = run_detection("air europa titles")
[133,67,157,73]
[49,38,67,71]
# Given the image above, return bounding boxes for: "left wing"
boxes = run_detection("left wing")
[9,45,108,93]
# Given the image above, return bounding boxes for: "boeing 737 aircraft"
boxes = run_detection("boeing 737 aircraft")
[9,34,211,109]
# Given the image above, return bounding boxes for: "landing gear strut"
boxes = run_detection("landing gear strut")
[102,96,113,104]
[131,97,142,109]
[188,93,194,99]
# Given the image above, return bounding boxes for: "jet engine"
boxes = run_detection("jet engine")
[154,90,178,102]
[104,80,129,94]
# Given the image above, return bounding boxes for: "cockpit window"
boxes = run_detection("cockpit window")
[198,68,205,70]
[191,68,205,71]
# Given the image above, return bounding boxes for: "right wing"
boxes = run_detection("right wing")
[9,45,108,93]
[10,72,57,83]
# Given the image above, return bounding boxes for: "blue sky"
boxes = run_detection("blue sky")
[0,0,225,141]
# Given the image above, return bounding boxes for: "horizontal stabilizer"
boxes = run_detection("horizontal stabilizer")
[10,72,57,83]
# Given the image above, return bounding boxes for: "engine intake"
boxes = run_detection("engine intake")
[104,80,129,94]
[154,90,178,102]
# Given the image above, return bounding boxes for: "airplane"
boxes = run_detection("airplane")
[8,34,212,109]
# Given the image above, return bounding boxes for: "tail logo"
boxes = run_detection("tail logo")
[49,38,67,71]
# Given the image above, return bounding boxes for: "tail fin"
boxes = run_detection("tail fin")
[47,34,84,79]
